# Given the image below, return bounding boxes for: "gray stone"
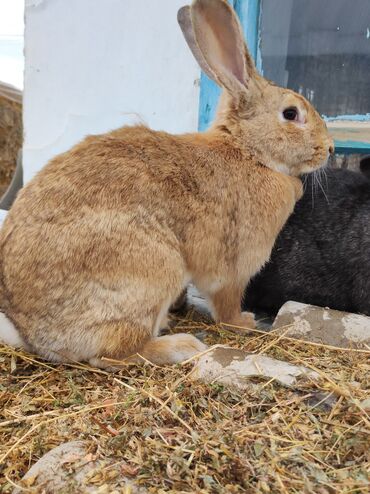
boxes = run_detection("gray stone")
[13,440,147,494]
[192,346,318,389]
[273,301,370,349]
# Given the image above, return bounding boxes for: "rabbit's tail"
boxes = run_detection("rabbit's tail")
[0,257,28,349]
[0,311,28,349]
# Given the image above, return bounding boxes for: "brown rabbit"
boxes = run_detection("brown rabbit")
[0,0,333,368]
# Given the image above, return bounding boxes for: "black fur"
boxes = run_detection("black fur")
[360,155,370,180]
[243,166,370,316]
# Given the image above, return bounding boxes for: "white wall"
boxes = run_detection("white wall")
[23,0,201,183]
[0,0,24,90]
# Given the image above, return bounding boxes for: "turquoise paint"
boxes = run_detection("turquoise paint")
[198,0,261,131]
[328,112,370,153]
[324,113,370,122]
[233,0,261,62]
[198,0,370,154]
[255,6,263,73]
[328,114,370,153]
[335,140,370,155]
[198,73,221,131]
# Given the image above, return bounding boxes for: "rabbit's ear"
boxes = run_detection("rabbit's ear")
[177,6,216,82]
[186,0,256,94]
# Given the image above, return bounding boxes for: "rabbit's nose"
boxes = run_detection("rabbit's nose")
[329,145,334,155]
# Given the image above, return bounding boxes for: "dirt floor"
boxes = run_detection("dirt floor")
[0,305,369,493]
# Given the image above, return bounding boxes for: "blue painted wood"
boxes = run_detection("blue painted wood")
[198,0,261,131]
[198,73,221,132]
[233,0,261,64]
[198,0,370,154]
[327,112,370,152]
[325,113,370,123]
[334,141,370,155]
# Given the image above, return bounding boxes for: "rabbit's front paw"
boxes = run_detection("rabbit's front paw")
[222,311,256,334]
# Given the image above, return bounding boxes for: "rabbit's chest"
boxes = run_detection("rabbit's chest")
[234,185,296,274]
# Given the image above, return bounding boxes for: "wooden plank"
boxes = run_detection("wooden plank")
[328,121,370,154]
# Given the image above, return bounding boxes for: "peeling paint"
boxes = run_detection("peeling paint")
[342,314,370,343]
[25,0,46,7]
[324,113,370,122]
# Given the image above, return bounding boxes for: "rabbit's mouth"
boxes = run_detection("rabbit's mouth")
[263,156,296,176]
[298,153,330,175]
[270,162,291,176]
[266,154,329,177]
[265,159,311,177]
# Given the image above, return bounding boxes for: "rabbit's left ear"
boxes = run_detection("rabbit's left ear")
[177,6,216,82]
[179,0,257,95]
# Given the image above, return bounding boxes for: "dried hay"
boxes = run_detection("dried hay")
[0,311,369,493]
[0,82,22,199]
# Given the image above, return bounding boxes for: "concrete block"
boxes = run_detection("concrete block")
[192,346,318,389]
[273,301,370,349]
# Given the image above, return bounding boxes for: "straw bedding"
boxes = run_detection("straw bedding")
[0,88,22,199]
[0,310,369,493]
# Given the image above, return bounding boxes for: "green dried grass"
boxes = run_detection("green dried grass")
[0,310,369,493]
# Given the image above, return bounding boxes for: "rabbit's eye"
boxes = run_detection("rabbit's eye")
[283,107,298,121]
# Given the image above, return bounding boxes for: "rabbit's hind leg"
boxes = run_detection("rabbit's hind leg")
[87,305,206,369]
[87,302,208,368]
[89,333,206,369]
[138,333,207,365]
[86,263,198,368]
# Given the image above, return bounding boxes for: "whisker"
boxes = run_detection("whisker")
[302,174,309,193]
[311,173,315,209]
[316,169,330,204]
[321,166,329,190]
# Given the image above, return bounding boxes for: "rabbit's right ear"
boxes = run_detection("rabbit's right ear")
[178,0,256,95]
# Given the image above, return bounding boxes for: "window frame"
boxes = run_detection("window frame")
[198,0,370,155]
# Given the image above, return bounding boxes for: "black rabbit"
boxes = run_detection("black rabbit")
[361,155,370,180]
[243,162,370,317]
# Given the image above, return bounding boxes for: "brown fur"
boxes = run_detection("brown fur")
[0,0,333,367]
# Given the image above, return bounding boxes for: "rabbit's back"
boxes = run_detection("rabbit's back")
[6,126,197,221]
[0,125,194,357]
[0,123,293,348]
[244,169,370,316]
